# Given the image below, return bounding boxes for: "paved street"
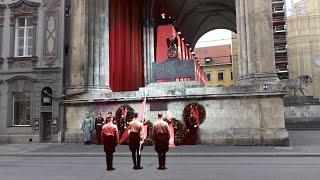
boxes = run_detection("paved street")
[1,130,320,157]
[1,156,320,180]
[0,130,320,179]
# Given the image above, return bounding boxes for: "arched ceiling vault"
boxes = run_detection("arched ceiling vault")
[153,0,236,48]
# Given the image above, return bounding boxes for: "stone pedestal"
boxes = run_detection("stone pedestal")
[64,83,289,146]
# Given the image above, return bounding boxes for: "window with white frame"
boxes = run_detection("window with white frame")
[13,92,31,125]
[15,17,34,57]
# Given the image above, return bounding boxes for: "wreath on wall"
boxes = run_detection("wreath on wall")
[114,105,135,145]
[182,103,206,128]
[115,104,135,123]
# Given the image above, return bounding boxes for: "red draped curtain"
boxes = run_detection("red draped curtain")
[109,0,144,92]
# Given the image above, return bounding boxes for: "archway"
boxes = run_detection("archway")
[148,0,237,86]
[194,29,236,87]
[153,0,236,49]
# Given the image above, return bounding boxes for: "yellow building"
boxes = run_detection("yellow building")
[287,0,320,97]
[195,45,234,87]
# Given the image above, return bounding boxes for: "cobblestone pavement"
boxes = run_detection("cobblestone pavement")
[0,130,320,156]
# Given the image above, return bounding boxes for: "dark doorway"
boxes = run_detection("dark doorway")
[42,112,52,142]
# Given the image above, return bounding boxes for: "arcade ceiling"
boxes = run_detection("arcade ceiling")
[153,0,236,48]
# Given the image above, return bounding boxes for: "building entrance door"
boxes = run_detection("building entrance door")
[42,112,52,142]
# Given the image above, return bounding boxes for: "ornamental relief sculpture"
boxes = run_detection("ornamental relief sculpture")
[43,0,61,66]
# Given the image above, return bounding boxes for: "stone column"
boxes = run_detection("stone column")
[143,0,155,85]
[143,17,155,85]
[0,5,5,68]
[236,0,279,85]
[0,5,4,55]
[67,0,111,97]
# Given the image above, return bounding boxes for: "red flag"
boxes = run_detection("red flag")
[138,96,147,139]
[119,128,129,144]
[138,96,146,121]
[169,122,175,147]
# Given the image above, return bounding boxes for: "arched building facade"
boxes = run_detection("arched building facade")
[0,0,289,145]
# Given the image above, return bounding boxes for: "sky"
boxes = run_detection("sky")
[194,0,304,48]
[195,29,232,48]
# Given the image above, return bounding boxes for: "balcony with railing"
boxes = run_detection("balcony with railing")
[272,15,286,24]
[272,0,285,5]
[275,59,288,65]
[274,37,287,45]
[272,5,285,14]
[276,64,289,73]
[273,25,286,33]
[275,45,287,53]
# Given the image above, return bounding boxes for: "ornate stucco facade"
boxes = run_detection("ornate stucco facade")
[0,0,65,143]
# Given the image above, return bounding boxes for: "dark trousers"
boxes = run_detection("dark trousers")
[154,133,169,168]
[96,127,102,145]
[129,132,142,168]
[103,135,116,170]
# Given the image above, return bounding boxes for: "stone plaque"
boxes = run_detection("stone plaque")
[150,102,168,111]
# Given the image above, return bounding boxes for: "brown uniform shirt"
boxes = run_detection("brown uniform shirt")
[128,119,144,140]
[153,119,169,135]
[101,122,119,144]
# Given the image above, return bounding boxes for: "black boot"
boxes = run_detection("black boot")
[132,152,137,169]
[107,155,115,171]
[162,154,167,170]
[105,156,108,169]
[157,154,162,170]
[110,154,115,170]
[136,153,143,170]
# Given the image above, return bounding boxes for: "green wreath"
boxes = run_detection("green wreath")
[163,118,187,146]
[182,103,206,128]
[115,104,135,123]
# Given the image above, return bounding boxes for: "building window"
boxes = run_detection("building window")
[231,72,233,80]
[206,73,211,82]
[13,92,31,125]
[8,0,40,60]
[205,57,212,64]
[218,72,224,81]
[15,17,34,57]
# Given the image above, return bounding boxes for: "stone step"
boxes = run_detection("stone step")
[284,96,320,106]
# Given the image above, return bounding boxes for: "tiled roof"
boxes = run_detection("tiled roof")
[195,44,232,65]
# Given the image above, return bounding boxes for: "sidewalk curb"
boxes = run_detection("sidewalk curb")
[2,153,320,158]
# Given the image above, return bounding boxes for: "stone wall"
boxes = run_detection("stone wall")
[65,83,289,146]
[285,104,320,129]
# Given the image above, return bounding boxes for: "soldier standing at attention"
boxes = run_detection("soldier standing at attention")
[101,116,119,171]
[94,112,104,145]
[153,113,170,170]
[81,113,92,145]
[128,112,144,170]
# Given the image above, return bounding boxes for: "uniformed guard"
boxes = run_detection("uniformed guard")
[101,116,119,171]
[128,112,144,170]
[118,114,127,139]
[81,113,92,145]
[153,113,170,170]
[94,112,104,145]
